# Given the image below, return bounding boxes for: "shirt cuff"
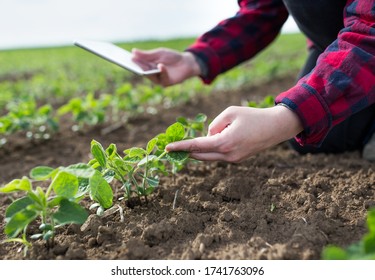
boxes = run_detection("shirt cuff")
[275,83,332,146]
[185,42,222,84]
[189,52,208,78]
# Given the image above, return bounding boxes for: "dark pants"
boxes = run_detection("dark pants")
[282,0,375,154]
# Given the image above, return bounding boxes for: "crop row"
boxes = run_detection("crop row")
[0,114,207,255]
[1,111,374,260]
[0,34,307,146]
[0,80,211,146]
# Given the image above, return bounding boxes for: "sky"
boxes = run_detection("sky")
[0,0,299,50]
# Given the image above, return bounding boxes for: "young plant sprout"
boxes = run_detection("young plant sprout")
[0,114,207,253]
[88,114,207,206]
[0,163,113,254]
[323,208,375,260]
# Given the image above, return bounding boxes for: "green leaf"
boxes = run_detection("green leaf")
[194,113,207,123]
[114,158,133,173]
[89,171,113,209]
[145,187,156,196]
[322,246,348,260]
[27,191,44,207]
[91,140,107,167]
[364,233,375,254]
[124,147,146,158]
[50,171,78,198]
[106,143,117,159]
[146,138,158,154]
[263,95,275,107]
[145,176,159,188]
[5,196,34,220]
[156,133,168,151]
[53,199,88,225]
[176,116,188,126]
[0,177,32,193]
[88,158,97,166]
[30,166,55,180]
[191,122,204,132]
[138,155,157,167]
[77,178,90,198]
[166,151,189,163]
[89,160,101,170]
[31,187,46,209]
[5,209,38,238]
[63,163,96,178]
[367,209,375,233]
[166,122,185,143]
[47,196,63,208]
[102,170,116,183]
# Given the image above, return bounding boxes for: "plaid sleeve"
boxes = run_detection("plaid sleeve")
[275,0,375,146]
[186,0,288,84]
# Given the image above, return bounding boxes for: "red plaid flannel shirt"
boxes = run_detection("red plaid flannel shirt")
[187,0,375,146]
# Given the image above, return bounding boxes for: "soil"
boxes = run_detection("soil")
[0,74,374,260]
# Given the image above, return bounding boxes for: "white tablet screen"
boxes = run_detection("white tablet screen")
[74,40,160,76]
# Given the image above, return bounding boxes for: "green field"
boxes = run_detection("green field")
[0,33,307,143]
[2,33,375,262]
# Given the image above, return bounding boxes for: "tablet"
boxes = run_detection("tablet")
[74,39,161,76]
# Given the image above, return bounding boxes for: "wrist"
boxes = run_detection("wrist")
[272,105,303,142]
[183,52,202,77]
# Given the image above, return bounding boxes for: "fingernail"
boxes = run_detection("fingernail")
[165,144,173,151]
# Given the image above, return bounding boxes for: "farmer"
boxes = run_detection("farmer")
[132,0,375,163]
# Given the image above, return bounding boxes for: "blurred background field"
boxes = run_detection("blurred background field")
[0,33,306,145]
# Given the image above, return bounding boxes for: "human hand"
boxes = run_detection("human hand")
[166,105,303,162]
[132,48,201,87]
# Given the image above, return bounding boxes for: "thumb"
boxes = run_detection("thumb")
[207,112,233,136]
[157,63,176,87]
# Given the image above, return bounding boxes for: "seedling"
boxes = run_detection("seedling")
[0,163,113,254]
[0,114,208,253]
[89,122,191,206]
[0,100,58,146]
[57,92,111,131]
[89,114,207,206]
[322,208,375,260]
[270,203,276,212]
[177,113,207,138]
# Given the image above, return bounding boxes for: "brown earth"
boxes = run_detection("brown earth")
[0,74,374,260]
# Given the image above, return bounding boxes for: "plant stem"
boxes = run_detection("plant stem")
[141,154,149,201]
[157,150,168,160]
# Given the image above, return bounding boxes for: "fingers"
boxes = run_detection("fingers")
[144,63,171,86]
[207,107,236,136]
[132,49,173,87]
[132,57,156,71]
[166,135,220,154]
[132,48,163,62]
[165,137,242,163]
[189,152,228,162]
[156,63,168,85]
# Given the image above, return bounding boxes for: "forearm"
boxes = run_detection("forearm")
[186,0,288,83]
[271,104,303,145]
[276,0,375,146]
